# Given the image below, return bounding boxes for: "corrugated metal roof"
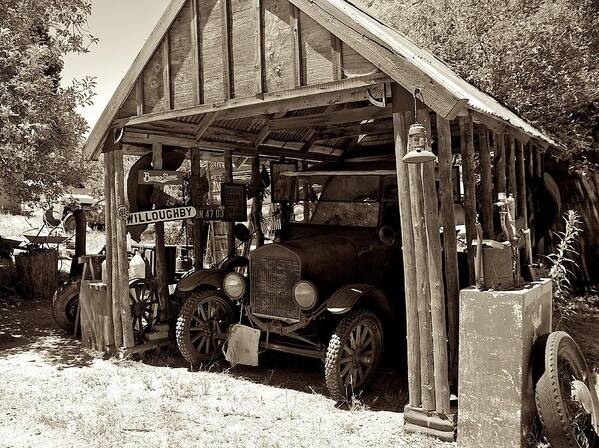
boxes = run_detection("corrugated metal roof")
[338,0,558,147]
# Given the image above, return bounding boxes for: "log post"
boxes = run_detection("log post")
[102,152,117,350]
[418,109,450,415]
[477,125,494,238]
[494,131,507,199]
[391,83,421,407]
[436,114,460,390]
[408,161,435,411]
[224,150,236,258]
[70,209,87,277]
[507,134,518,211]
[252,156,265,248]
[106,151,122,348]
[191,148,205,269]
[516,141,528,223]
[460,115,477,285]
[114,148,135,349]
[152,143,170,322]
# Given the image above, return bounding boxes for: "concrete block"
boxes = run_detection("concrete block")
[458,279,552,447]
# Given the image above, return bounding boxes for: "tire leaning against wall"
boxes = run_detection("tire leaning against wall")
[51,278,81,332]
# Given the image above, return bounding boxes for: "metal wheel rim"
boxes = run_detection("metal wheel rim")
[557,357,594,447]
[189,298,232,357]
[339,322,377,389]
[130,281,159,337]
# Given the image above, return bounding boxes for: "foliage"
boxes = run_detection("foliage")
[364,0,599,166]
[0,0,98,204]
[546,210,583,312]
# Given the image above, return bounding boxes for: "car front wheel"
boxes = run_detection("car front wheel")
[175,288,235,365]
[325,309,383,402]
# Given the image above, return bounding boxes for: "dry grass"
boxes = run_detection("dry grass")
[0,304,454,448]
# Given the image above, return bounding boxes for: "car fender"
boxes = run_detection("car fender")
[176,269,228,292]
[326,283,395,322]
[176,256,248,292]
[220,256,249,271]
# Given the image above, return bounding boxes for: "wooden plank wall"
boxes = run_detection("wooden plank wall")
[116,0,373,119]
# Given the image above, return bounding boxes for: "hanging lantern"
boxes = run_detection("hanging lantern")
[403,123,437,164]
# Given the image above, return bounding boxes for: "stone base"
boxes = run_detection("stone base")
[458,279,552,447]
[404,405,456,442]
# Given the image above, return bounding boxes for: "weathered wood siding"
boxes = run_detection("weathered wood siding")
[169,1,195,109]
[116,0,373,118]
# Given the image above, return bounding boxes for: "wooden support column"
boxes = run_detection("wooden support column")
[191,148,204,269]
[409,161,435,411]
[70,209,87,277]
[516,141,528,223]
[535,145,543,179]
[477,125,494,238]
[162,38,171,110]
[436,114,460,390]
[507,134,518,206]
[331,35,343,81]
[104,151,120,349]
[460,115,477,285]
[221,0,233,99]
[391,83,421,408]
[152,143,170,322]
[114,149,135,349]
[290,4,303,87]
[419,109,450,415]
[252,156,265,247]
[494,131,507,198]
[224,150,235,257]
[253,0,264,95]
[190,0,201,105]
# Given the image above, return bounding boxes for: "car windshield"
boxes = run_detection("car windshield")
[290,175,380,227]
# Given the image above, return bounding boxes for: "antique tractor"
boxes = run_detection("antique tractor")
[175,157,406,401]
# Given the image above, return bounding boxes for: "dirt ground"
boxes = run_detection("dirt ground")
[0,302,453,448]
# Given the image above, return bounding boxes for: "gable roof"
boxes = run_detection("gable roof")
[84,0,558,160]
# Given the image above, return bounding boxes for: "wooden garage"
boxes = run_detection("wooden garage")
[83,0,561,440]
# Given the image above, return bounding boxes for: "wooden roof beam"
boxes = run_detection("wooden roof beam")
[111,74,388,131]
[269,105,392,130]
[122,130,340,162]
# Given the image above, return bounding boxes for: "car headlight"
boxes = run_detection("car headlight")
[223,272,246,300]
[293,280,318,310]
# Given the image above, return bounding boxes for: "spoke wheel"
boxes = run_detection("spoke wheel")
[535,331,599,448]
[176,288,235,365]
[129,278,160,343]
[51,279,81,332]
[325,309,383,402]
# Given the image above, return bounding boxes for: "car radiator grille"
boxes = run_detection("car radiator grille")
[250,256,301,321]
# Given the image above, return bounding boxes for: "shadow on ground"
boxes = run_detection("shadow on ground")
[0,301,95,369]
[1,300,411,412]
[143,343,410,413]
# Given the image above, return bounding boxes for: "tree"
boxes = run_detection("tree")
[360,0,599,166]
[0,0,98,204]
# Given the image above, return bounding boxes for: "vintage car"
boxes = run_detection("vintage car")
[175,156,405,400]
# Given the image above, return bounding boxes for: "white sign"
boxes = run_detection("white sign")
[127,206,197,226]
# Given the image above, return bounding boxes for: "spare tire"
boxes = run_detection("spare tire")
[535,331,599,448]
[51,279,81,332]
